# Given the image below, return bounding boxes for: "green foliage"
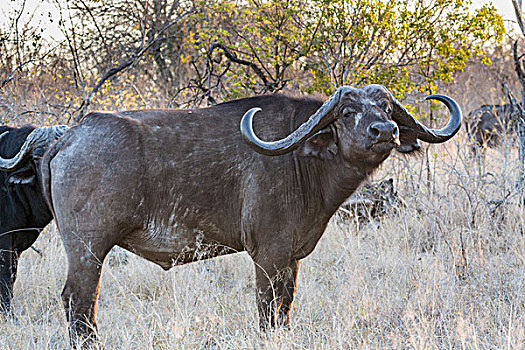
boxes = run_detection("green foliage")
[185,0,505,101]
[185,0,321,100]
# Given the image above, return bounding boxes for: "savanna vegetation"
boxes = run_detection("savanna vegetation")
[1,0,524,348]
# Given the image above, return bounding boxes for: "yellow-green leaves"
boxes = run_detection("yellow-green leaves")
[186,0,505,101]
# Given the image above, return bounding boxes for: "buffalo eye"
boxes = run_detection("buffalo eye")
[343,107,356,118]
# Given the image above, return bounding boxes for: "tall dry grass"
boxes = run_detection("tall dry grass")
[0,127,523,349]
[0,42,523,348]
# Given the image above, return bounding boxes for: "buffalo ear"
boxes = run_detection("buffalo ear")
[7,165,36,185]
[396,126,421,154]
[299,127,338,159]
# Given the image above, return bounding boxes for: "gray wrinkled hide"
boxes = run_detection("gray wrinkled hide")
[46,94,392,269]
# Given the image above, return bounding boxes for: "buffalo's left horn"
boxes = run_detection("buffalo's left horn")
[0,125,69,170]
[240,87,352,156]
[391,94,462,143]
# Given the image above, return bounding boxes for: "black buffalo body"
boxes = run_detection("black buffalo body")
[0,125,53,310]
[466,103,516,150]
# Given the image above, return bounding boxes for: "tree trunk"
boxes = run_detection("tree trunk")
[518,91,525,204]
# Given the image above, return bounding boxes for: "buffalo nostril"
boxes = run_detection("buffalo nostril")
[392,125,399,138]
[369,126,380,138]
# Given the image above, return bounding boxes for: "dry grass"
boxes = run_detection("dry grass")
[0,131,523,349]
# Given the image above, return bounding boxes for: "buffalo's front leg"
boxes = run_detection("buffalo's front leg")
[61,236,113,348]
[251,249,298,329]
[277,259,300,327]
[0,235,18,313]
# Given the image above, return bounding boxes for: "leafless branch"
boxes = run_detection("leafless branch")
[0,41,63,91]
[510,0,525,205]
[513,40,525,85]
[77,0,112,61]
[207,42,271,88]
[72,11,193,123]
[513,0,525,37]
[202,41,287,104]
[14,0,27,66]
[0,59,32,89]
[503,82,523,123]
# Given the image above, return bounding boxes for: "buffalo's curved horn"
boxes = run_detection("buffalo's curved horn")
[240,87,351,156]
[0,125,69,170]
[392,94,462,143]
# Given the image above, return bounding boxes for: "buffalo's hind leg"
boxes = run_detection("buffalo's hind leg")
[61,232,114,348]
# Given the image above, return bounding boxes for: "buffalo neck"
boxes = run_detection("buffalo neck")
[285,100,373,221]
[292,150,371,222]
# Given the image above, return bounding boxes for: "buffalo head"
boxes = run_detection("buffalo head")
[0,125,69,171]
[241,84,461,162]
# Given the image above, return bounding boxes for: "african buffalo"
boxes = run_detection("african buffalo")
[466,103,516,150]
[0,124,67,311]
[3,84,461,346]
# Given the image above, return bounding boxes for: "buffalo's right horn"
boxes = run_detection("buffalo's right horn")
[0,125,69,170]
[240,87,352,156]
